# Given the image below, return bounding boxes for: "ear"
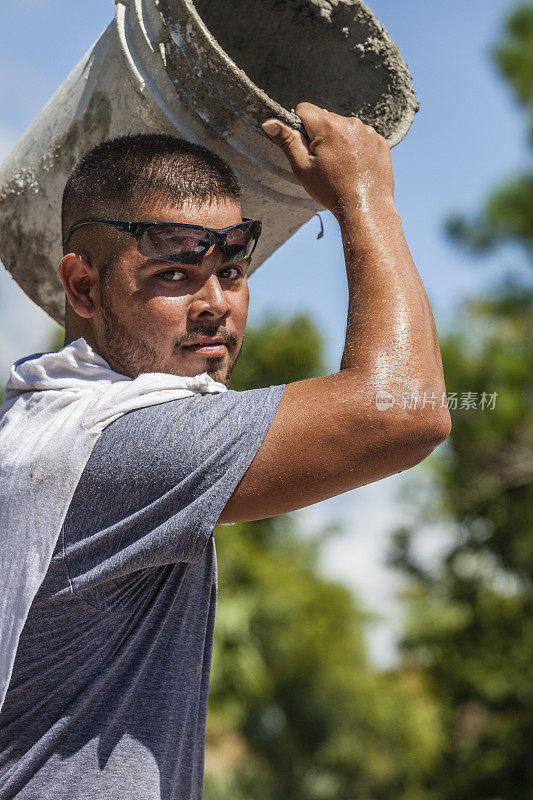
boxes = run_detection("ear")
[59,253,97,319]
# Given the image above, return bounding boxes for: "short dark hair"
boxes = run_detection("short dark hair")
[61,133,242,249]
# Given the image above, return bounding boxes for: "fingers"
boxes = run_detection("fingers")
[294,102,333,139]
[261,118,312,173]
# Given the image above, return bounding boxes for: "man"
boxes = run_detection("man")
[0,102,450,798]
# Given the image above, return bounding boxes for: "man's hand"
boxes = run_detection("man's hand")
[261,102,394,221]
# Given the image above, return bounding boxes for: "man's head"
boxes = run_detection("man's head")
[59,133,252,385]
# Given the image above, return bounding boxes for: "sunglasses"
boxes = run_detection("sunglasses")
[62,217,262,265]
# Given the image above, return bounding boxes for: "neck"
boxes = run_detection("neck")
[63,308,97,350]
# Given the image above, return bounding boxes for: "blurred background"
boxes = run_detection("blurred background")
[1,1,532,798]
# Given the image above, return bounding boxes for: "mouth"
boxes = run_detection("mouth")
[182,338,228,357]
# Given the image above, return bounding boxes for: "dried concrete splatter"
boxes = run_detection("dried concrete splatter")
[171,0,419,141]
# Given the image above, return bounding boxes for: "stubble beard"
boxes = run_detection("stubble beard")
[99,286,242,384]
[99,287,160,378]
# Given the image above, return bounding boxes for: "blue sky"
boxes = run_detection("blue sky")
[0,0,529,665]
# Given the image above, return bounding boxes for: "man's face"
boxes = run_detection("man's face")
[91,197,250,385]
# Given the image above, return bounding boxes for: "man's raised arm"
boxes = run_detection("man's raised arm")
[218,102,451,523]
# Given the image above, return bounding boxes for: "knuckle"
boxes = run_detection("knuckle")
[295,101,315,115]
[279,130,297,150]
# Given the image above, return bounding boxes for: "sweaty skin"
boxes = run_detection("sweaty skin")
[60,102,451,524]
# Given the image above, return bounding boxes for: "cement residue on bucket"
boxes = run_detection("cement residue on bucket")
[164,0,419,145]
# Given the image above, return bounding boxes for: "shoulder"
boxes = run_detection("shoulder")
[87,384,286,484]
[108,384,285,438]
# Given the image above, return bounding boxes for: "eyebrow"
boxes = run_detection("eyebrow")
[139,259,250,272]
[138,259,170,269]
[137,259,194,271]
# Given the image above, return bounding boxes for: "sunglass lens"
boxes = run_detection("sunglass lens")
[223,222,258,262]
[138,226,210,264]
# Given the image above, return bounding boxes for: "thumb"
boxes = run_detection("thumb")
[261,118,311,172]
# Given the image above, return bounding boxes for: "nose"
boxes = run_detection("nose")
[188,272,230,322]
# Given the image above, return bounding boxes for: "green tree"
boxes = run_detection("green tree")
[390,287,533,800]
[389,6,533,799]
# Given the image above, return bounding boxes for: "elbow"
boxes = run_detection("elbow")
[410,408,452,463]
[417,408,452,446]
[398,409,452,468]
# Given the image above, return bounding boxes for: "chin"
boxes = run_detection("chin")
[205,364,230,385]
[173,358,225,385]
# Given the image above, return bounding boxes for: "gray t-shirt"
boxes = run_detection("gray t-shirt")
[0,384,284,800]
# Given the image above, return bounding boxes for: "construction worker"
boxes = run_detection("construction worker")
[0,102,450,799]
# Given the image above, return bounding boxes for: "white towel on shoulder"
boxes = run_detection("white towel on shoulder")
[0,336,226,712]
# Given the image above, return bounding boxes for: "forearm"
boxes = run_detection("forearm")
[338,201,448,415]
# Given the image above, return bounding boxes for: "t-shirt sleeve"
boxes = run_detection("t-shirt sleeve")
[60,384,285,594]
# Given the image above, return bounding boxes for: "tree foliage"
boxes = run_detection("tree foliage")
[390,287,533,800]
[389,6,533,799]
